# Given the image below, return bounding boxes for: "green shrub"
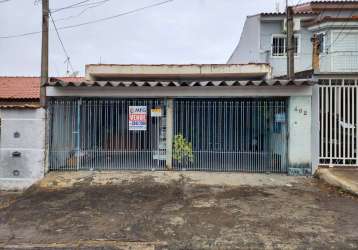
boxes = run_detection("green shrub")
[173,134,194,163]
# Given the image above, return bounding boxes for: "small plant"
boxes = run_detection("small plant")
[173,134,194,163]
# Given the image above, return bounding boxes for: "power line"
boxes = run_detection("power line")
[51,0,91,13]
[49,11,75,73]
[0,0,174,39]
[54,0,110,22]
[50,0,107,13]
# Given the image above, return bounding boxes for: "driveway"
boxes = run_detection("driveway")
[0,172,358,249]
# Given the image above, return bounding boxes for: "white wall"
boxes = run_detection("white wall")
[260,21,313,77]
[311,85,320,173]
[227,15,261,64]
[0,108,46,190]
[288,96,312,174]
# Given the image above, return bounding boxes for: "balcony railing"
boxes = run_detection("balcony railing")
[320,51,358,73]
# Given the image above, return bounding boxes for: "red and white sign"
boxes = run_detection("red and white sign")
[128,106,147,131]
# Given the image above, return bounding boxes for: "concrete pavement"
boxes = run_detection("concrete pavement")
[316,168,358,196]
[38,171,305,189]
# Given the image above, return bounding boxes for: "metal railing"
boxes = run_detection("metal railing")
[319,79,358,166]
[48,98,166,171]
[173,99,288,172]
[320,51,358,73]
[48,97,289,172]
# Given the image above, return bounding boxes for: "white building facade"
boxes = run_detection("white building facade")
[228,1,358,168]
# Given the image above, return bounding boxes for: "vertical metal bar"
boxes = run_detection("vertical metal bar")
[343,84,346,163]
[355,82,358,165]
[326,83,329,164]
[347,83,351,163]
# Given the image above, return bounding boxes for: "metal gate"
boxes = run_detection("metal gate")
[319,79,358,166]
[48,98,288,172]
[48,98,166,171]
[173,99,288,172]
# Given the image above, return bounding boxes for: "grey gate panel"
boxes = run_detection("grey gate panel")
[48,98,166,171]
[173,98,288,173]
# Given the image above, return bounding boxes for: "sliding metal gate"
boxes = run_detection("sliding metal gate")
[173,99,288,172]
[48,98,288,172]
[319,79,358,166]
[48,98,166,171]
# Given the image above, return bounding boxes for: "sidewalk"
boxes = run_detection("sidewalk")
[316,168,358,196]
[38,171,303,189]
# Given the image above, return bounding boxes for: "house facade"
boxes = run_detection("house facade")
[228,1,358,168]
[228,1,358,77]
[45,64,316,175]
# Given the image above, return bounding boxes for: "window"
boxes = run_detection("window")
[317,33,325,54]
[271,35,299,56]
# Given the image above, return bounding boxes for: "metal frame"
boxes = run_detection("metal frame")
[48,97,289,173]
[173,98,288,172]
[48,98,166,171]
[319,79,358,166]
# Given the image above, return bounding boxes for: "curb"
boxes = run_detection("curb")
[316,168,358,197]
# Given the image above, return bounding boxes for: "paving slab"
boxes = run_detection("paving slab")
[316,168,358,196]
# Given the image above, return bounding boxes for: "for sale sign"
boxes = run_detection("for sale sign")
[128,106,147,131]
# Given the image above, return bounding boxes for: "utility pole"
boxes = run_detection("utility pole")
[40,0,49,107]
[286,4,295,79]
[311,34,320,72]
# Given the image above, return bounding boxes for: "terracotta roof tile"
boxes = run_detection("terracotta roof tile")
[0,76,84,100]
[0,77,40,100]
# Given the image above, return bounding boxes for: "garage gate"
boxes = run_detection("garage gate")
[48,98,288,172]
[319,79,358,166]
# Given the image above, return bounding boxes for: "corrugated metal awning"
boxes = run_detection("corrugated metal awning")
[47,79,315,87]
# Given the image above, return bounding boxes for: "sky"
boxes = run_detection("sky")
[0,0,301,76]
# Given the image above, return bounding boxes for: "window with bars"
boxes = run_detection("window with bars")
[271,35,299,57]
[317,33,325,54]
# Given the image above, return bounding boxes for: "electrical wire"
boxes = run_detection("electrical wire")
[49,11,75,73]
[51,0,108,13]
[0,0,174,39]
[54,0,110,22]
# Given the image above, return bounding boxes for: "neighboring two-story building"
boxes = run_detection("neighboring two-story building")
[228,0,358,167]
[229,1,358,76]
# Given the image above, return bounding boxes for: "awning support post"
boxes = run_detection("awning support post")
[76,98,82,170]
[166,98,174,170]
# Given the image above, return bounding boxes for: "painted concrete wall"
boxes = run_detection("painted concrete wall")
[227,15,261,64]
[86,63,271,80]
[288,96,312,174]
[311,85,320,174]
[228,17,313,77]
[228,10,358,76]
[0,108,45,190]
[260,21,313,77]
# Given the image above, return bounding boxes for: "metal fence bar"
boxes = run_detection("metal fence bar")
[49,98,166,171]
[172,98,288,173]
[319,79,358,166]
[49,97,291,172]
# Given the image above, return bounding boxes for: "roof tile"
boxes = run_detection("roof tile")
[0,76,83,100]
[0,77,40,100]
